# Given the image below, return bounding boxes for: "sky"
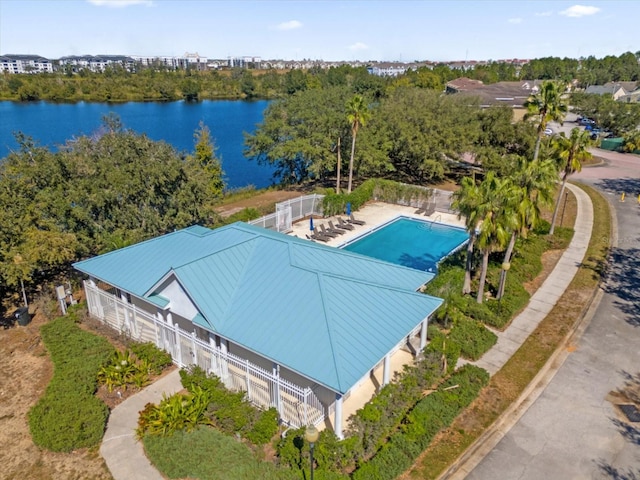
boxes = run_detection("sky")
[1,0,638,62]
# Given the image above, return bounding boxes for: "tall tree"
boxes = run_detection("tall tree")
[524,81,568,162]
[452,176,484,295]
[188,121,225,198]
[495,155,558,299]
[549,128,593,234]
[346,94,371,193]
[474,173,511,303]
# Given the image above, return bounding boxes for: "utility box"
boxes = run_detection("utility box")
[15,307,30,326]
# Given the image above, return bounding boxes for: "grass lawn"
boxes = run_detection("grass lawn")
[401,183,610,479]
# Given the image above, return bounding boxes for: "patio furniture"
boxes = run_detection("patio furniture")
[318,224,339,237]
[415,202,428,215]
[328,220,347,234]
[348,213,366,225]
[307,232,329,242]
[337,217,355,230]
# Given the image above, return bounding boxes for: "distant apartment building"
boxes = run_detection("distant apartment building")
[58,55,136,73]
[367,62,415,77]
[227,56,262,68]
[0,54,54,74]
[134,52,208,71]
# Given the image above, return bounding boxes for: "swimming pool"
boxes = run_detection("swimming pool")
[341,216,469,272]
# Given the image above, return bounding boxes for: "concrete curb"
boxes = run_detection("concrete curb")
[438,182,608,479]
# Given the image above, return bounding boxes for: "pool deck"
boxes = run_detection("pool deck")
[289,201,466,247]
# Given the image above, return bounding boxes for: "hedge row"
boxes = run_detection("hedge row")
[28,310,114,452]
[351,365,490,480]
[322,179,433,217]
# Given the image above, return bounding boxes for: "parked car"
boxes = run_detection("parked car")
[544,127,553,136]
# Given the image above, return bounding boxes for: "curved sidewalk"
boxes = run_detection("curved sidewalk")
[99,184,594,480]
[100,368,183,480]
[446,182,594,479]
[469,183,593,375]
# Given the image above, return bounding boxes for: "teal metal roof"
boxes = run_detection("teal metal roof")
[74,222,442,394]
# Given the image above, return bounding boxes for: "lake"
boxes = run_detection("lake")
[0,100,275,190]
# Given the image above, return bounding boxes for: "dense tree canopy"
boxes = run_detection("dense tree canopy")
[245,86,537,187]
[0,117,221,299]
[571,92,640,135]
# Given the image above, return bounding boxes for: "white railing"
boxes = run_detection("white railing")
[249,194,324,233]
[249,190,454,233]
[84,281,325,427]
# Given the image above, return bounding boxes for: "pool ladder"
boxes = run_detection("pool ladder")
[429,214,442,229]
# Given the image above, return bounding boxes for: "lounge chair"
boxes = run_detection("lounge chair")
[423,202,436,216]
[307,232,329,242]
[415,202,428,215]
[318,224,339,237]
[328,220,347,234]
[348,213,365,225]
[337,217,355,230]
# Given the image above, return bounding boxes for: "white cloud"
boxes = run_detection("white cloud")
[508,17,522,24]
[88,0,153,7]
[275,20,303,31]
[559,5,601,17]
[348,42,369,52]
[535,11,553,17]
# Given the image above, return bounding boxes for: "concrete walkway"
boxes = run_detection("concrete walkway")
[100,368,183,480]
[99,183,593,480]
[470,182,593,375]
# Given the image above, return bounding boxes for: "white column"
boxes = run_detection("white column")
[154,309,162,348]
[191,331,198,365]
[382,354,391,385]
[272,363,281,415]
[220,339,230,383]
[119,290,130,332]
[174,322,182,366]
[420,319,428,351]
[334,394,344,439]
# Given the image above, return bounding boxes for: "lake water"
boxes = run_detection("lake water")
[0,100,274,189]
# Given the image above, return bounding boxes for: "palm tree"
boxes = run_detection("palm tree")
[452,176,483,295]
[474,173,511,303]
[496,156,558,299]
[549,128,593,234]
[346,94,371,193]
[524,81,568,163]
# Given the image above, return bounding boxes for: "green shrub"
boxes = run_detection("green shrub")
[424,334,460,375]
[98,349,151,392]
[448,317,497,361]
[29,391,109,452]
[322,179,433,217]
[137,386,213,438]
[246,407,279,446]
[144,426,299,480]
[28,312,113,452]
[350,365,489,480]
[130,341,173,374]
[179,365,276,445]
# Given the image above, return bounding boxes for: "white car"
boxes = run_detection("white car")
[544,127,553,136]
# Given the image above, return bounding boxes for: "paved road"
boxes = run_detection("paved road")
[465,152,640,479]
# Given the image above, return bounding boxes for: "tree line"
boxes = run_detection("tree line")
[1,51,638,103]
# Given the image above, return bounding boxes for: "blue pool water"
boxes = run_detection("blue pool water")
[341,217,469,272]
